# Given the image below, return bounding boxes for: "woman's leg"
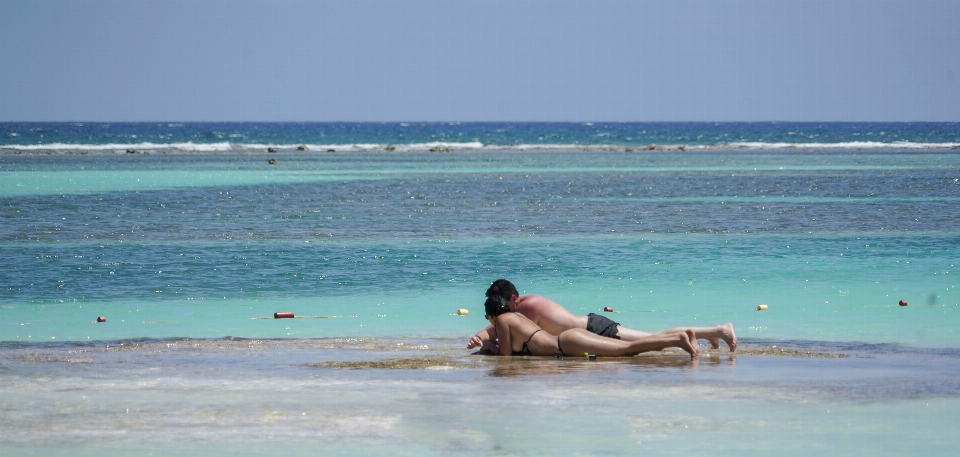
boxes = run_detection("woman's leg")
[558,329,698,358]
[617,323,736,351]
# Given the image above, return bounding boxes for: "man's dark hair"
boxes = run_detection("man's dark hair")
[485,279,518,301]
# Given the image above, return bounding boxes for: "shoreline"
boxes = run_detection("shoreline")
[3,335,959,455]
[3,335,958,356]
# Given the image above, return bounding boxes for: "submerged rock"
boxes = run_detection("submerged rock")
[267,147,277,153]
[296,145,309,151]
[312,356,479,370]
[268,158,277,165]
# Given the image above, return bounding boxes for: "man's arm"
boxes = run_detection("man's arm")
[467,324,498,349]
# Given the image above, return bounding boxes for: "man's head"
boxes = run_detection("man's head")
[485,279,518,310]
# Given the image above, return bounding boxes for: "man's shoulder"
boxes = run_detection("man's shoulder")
[517,295,562,310]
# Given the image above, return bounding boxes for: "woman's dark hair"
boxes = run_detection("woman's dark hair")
[484,295,511,318]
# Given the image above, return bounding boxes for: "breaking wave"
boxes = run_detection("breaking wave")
[2,140,958,153]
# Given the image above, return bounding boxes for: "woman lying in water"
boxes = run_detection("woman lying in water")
[482,296,699,358]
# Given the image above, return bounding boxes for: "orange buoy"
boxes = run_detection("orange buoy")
[898,300,908,306]
[603,306,613,312]
[274,311,295,319]
[96,316,106,323]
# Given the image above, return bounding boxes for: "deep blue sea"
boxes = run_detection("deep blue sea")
[3,121,960,152]
[2,123,959,456]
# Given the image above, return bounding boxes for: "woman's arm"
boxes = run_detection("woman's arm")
[494,317,512,357]
[467,324,498,349]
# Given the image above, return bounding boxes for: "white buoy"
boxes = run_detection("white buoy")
[756,304,768,311]
[456,309,470,316]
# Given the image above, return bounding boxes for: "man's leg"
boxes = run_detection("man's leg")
[616,323,737,351]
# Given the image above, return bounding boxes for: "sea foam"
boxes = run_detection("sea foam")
[725,141,960,150]
[3,140,960,153]
[2,142,233,152]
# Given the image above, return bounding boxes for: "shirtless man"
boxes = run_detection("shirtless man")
[467,279,737,353]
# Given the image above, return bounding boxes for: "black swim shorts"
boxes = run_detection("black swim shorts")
[586,313,620,339]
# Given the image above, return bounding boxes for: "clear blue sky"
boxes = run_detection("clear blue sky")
[1,0,958,122]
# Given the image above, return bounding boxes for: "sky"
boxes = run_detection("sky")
[1,0,958,122]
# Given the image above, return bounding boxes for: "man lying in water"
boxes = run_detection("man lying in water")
[481,295,699,358]
[467,279,736,353]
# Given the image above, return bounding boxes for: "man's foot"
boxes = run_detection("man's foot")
[706,336,721,349]
[679,329,699,358]
[718,323,737,352]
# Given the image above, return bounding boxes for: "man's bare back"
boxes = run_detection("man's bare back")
[511,294,587,335]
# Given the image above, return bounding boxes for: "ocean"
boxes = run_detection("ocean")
[2,122,959,455]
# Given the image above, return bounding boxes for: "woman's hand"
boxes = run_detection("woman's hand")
[467,334,484,349]
[467,324,497,349]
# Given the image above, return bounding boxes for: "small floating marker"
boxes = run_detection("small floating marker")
[756,304,768,311]
[456,309,470,316]
[603,306,614,313]
[251,314,339,320]
[585,353,597,361]
[898,300,908,307]
[96,316,107,323]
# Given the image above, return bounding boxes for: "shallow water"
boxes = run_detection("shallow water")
[1,233,958,347]
[2,146,959,454]
[2,338,958,456]
[2,152,958,347]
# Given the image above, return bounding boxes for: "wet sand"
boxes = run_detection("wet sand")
[2,337,958,456]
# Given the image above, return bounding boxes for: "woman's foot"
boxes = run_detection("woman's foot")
[679,329,699,358]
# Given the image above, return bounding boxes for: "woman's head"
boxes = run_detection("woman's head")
[484,295,511,320]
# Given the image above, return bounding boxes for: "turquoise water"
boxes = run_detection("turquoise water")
[2,234,958,347]
[2,151,958,346]
[2,143,959,455]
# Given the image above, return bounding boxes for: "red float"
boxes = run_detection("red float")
[274,311,295,319]
[603,306,613,313]
[898,300,908,306]
[96,316,106,322]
